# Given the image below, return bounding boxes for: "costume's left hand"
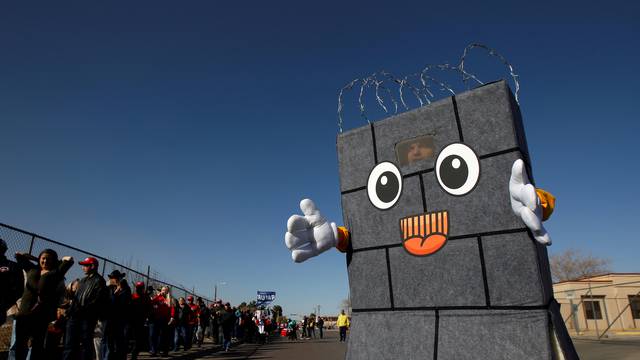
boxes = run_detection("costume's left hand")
[509,159,551,245]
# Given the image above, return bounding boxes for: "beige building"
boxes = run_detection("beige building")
[553,273,640,335]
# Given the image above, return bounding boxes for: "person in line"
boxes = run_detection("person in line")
[220,302,235,351]
[0,238,23,327]
[316,316,324,339]
[301,316,308,339]
[172,297,193,351]
[337,310,350,342]
[129,282,151,360]
[101,270,131,360]
[307,315,315,339]
[12,249,73,360]
[195,297,209,346]
[286,318,297,341]
[149,286,172,357]
[186,296,199,346]
[63,257,108,360]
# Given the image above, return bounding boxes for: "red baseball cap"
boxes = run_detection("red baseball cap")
[187,295,194,301]
[79,257,99,266]
[135,281,145,288]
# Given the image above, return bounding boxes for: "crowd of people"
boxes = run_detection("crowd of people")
[284,314,326,341]
[0,239,277,359]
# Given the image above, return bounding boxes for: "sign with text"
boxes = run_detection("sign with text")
[257,291,276,306]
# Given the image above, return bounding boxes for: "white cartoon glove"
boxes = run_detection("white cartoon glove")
[509,159,551,245]
[285,199,339,263]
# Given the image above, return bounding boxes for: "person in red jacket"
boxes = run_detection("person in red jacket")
[149,286,172,356]
[186,296,199,347]
[130,282,151,360]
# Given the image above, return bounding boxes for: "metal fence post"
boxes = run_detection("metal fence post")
[101,260,107,277]
[589,283,600,337]
[28,235,36,255]
[146,265,151,287]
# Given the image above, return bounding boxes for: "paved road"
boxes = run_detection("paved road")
[573,338,640,360]
[133,331,640,360]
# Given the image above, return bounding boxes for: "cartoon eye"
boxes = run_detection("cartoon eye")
[435,143,480,196]
[367,162,403,210]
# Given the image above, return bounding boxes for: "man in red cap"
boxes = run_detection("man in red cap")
[63,257,108,360]
[186,295,199,347]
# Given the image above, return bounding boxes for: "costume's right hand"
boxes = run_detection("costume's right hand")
[285,199,338,263]
[509,159,551,245]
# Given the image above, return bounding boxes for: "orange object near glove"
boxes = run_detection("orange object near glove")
[336,226,350,253]
[536,188,556,221]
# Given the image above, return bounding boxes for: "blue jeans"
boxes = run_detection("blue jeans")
[10,315,47,360]
[63,316,98,360]
[148,320,169,355]
[8,319,30,360]
[222,329,232,350]
[101,319,127,360]
[339,326,347,341]
[173,325,192,351]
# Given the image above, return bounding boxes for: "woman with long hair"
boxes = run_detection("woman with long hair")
[12,249,73,360]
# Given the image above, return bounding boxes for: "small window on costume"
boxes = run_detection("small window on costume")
[395,135,435,167]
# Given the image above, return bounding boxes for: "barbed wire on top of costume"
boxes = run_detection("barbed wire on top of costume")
[337,43,521,133]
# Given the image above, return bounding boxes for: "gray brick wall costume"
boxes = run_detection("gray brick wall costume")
[337,81,578,360]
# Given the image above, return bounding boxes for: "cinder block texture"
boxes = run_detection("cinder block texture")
[482,232,545,306]
[341,176,423,250]
[455,80,531,162]
[347,249,391,309]
[346,311,436,360]
[420,151,524,237]
[389,240,485,307]
[437,309,551,360]
[338,125,376,192]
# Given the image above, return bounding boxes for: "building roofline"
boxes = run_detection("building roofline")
[554,273,640,285]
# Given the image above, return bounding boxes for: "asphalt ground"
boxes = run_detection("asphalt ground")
[136,331,640,360]
[2,330,637,359]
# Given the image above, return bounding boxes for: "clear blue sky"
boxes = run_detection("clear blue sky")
[1,1,638,317]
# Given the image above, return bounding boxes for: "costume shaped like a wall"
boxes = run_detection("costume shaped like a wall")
[285,81,578,359]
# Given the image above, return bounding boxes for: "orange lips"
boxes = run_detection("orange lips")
[400,211,449,256]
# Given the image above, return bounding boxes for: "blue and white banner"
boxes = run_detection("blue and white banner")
[256,291,276,306]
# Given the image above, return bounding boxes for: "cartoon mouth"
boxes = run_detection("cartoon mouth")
[400,210,449,256]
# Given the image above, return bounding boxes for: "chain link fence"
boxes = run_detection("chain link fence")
[0,222,212,351]
[554,275,640,339]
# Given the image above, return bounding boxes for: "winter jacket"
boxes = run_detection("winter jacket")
[151,294,172,322]
[130,292,152,325]
[0,255,23,314]
[70,271,108,319]
[220,309,236,331]
[105,283,132,322]
[172,304,193,326]
[337,314,350,327]
[16,255,73,321]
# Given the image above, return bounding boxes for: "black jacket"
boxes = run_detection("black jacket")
[172,304,192,326]
[70,271,108,319]
[0,255,23,313]
[16,255,72,321]
[220,309,235,331]
[105,282,132,322]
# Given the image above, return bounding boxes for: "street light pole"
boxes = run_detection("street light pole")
[214,281,226,301]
